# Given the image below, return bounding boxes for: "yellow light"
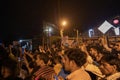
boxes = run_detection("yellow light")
[62,21,67,26]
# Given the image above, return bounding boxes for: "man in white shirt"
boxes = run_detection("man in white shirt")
[62,48,91,80]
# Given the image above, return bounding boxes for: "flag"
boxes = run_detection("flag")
[114,27,120,35]
[98,20,113,34]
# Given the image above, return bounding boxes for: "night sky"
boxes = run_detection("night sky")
[1,0,120,42]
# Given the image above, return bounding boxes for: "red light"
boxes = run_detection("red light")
[113,19,119,24]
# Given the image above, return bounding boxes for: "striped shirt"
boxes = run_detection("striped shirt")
[34,66,55,80]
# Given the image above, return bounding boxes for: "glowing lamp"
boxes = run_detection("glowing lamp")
[113,19,119,24]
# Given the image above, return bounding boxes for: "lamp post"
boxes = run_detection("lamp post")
[74,29,79,45]
[48,27,52,47]
[44,26,52,48]
[76,29,79,43]
[60,20,67,38]
[60,20,67,48]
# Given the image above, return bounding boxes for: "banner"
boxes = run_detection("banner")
[98,20,113,34]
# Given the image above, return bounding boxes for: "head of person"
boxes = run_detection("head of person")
[35,53,49,67]
[62,48,87,72]
[99,53,120,76]
[88,45,104,62]
[0,45,9,60]
[89,45,103,56]
[1,58,18,79]
[114,41,120,51]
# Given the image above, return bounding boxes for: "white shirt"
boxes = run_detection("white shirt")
[106,72,120,80]
[66,67,91,80]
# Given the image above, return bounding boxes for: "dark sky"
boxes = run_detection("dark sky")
[1,0,120,42]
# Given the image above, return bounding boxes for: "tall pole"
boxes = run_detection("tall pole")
[60,28,63,38]
[76,29,79,43]
[60,21,67,48]
[60,28,63,48]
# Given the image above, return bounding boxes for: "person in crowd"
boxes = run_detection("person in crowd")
[0,45,9,60]
[79,43,104,80]
[88,45,104,64]
[100,36,120,59]
[23,52,40,80]
[32,53,55,80]
[50,44,57,53]
[1,57,23,80]
[62,48,91,80]
[53,55,62,76]
[38,45,45,53]
[0,45,9,79]
[52,49,70,80]
[99,53,120,80]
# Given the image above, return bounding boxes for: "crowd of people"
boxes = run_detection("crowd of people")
[0,36,120,80]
